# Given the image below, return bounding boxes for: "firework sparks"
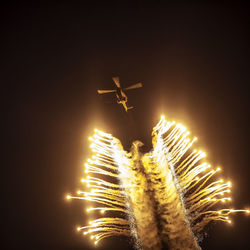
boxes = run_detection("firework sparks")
[66,116,249,249]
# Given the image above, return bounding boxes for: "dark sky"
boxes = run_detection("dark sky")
[3,1,250,250]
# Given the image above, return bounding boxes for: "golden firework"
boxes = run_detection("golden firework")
[67,116,249,249]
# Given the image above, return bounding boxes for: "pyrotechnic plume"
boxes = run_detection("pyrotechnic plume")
[67,115,249,250]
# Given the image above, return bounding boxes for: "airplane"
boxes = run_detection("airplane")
[97,77,143,112]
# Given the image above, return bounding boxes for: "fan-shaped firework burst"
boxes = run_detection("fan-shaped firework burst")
[67,115,249,250]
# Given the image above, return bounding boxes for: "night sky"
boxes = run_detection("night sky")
[3,2,250,249]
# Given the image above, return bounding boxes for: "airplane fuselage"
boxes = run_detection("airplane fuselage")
[116,88,127,103]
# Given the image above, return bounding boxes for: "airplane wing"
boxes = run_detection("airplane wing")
[124,82,143,91]
[97,89,116,94]
[112,77,121,88]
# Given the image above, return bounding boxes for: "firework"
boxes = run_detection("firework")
[67,116,249,249]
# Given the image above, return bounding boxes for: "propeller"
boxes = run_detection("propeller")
[97,89,116,94]
[112,77,121,88]
[124,82,143,91]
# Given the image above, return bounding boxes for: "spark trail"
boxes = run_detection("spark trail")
[67,116,249,249]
